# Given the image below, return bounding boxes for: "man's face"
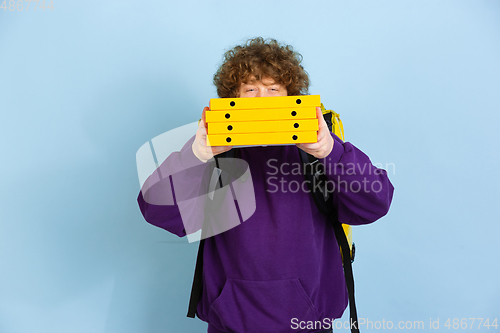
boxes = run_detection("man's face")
[238,76,287,98]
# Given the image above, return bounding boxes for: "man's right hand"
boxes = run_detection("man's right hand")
[192,107,233,163]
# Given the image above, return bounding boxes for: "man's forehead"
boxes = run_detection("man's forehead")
[243,75,278,85]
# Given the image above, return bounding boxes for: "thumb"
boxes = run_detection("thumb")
[200,106,209,129]
[316,106,326,129]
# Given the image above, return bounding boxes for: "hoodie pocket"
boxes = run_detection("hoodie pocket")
[208,278,320,333]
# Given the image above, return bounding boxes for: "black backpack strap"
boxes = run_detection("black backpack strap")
[298,146,359,333]
[187,149,238,318]
[187,237,205,318]
[331,214,359,333]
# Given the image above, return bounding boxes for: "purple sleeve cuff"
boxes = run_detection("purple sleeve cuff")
[180,135,207,169]
[320,132,345,166]
[318,132,395,225]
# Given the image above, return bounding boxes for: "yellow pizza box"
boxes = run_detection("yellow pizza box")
[207,131,317,146]
[209,95,321,111]
[205,106,317,123]
[207,119,318,135]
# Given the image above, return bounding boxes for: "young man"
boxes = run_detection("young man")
[138,37,394,333]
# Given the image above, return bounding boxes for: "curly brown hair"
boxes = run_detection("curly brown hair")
[213,37,310,98]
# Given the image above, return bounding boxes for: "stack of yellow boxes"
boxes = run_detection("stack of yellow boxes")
[206,95,321,146]
[206,95,354,259]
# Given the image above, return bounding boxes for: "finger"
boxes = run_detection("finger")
[198,127,207,146]
[208,146,232,159]
[301,139,319,149]
[213,146,233,155]
[317,107,331,134]
[211,145,230,152]
[200,107,209,129]
[317,128,325,142]
[316,107,325,127]
[318,124,332,142]
[297,142,320,152]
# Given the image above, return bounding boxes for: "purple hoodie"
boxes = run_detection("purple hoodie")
[137,132,394,333]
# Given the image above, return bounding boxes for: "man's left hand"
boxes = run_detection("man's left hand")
[296,107,334,159]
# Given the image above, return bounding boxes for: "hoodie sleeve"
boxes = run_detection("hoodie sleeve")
[137,135,210,237]
[320,132,394,225]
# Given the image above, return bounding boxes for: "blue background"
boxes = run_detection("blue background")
[1,0,499,332]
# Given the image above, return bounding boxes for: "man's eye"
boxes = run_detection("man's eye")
[246,88,256,92]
